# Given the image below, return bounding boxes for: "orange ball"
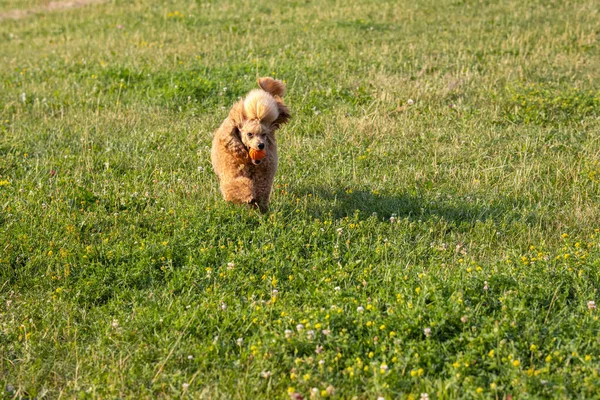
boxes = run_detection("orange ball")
[249,148,266,161]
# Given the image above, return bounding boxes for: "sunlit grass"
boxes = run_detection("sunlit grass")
[1,0,599,398]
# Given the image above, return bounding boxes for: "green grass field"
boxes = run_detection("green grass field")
[1,0,600,398]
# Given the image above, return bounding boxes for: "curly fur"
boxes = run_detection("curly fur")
[211,77,291,212]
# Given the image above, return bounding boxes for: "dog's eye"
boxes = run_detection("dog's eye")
[247,133,254,138]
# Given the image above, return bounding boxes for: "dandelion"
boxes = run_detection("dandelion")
[380,363,389,373]
[236,337,243,346]
[357,306,364,312]
[296,324,304,332]
[588,301,596,310]
[512,360,520,367]
[407,99,415,106]
[424,327,431,337]
[285,329,293,338]
[315,345,323,354]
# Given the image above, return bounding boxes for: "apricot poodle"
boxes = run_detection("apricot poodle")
[211,77,291,212]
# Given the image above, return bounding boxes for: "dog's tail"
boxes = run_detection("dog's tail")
[257,77,286,98]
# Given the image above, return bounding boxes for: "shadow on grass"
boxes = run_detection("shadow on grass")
[289,186,535,227]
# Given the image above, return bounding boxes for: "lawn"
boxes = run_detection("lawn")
[1,0,600,398]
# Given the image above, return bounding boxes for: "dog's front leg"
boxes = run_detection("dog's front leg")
[220,176,255,205]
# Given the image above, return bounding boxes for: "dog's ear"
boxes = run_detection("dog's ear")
[258,77,285,98]
[220,100,248,158]
[271,98,291,129]
[229,99,246,129]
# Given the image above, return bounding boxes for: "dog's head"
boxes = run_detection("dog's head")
[228,77,291,165]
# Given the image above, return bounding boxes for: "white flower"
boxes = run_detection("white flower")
[285,329,293,338]
[322,329,331,336]
[20,93,26,103]
[420,394,429,400]
[377,397,385,400]
[296,324,304,332]
[236,337,243,346]
[336,228,343,235]
[187,355,193,360]
[334,286,341,292]
[220,302,227,310]
[380,363,389,372]
[182,383,189,390]
[407,98,415,106]
[588,301,597,310]
[319,359,325,365]
[461,315,468,323]
[227,262,235,270]
[112,319,119,328]
[260,371,272,378]
[272,289,279,295]
[315,345,323,354]
[484,281,489,291]
[307,330,315,339]
[357,306,364,312]
[424,327,431,337]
